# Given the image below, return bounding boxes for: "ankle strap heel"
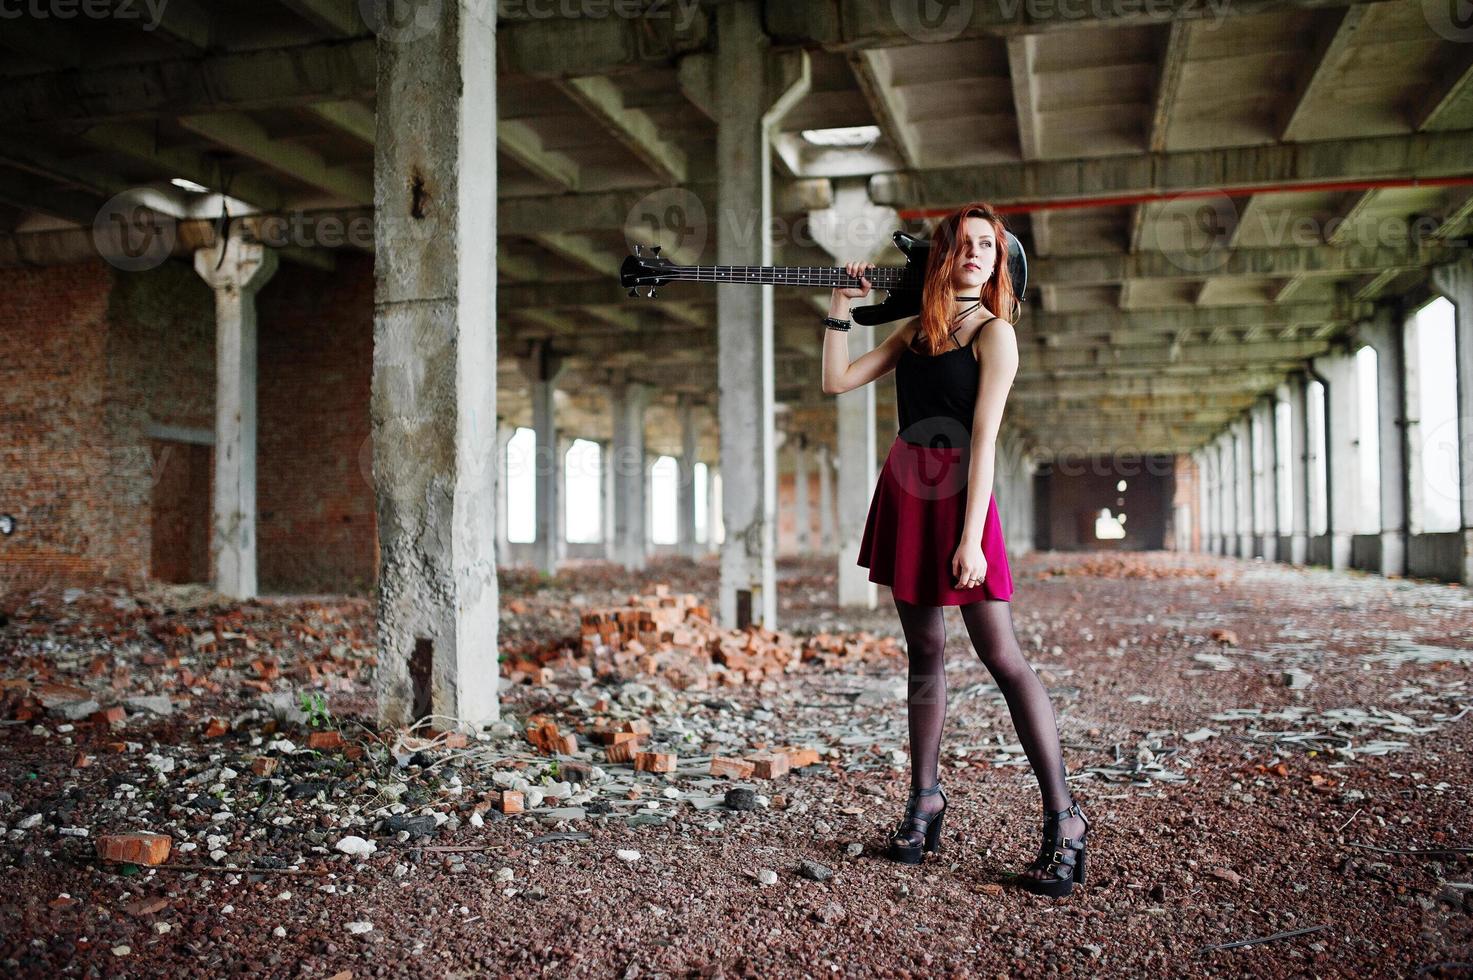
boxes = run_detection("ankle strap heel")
[885,783,947,865]
[1015,798,1090,897]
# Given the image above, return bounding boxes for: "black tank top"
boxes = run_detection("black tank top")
[895,318,1000,450]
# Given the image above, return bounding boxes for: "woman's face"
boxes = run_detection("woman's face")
[950,215,997,292]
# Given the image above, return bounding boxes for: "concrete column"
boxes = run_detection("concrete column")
[1358,305,1408,577]
[554,433,569,565]
[678,396,700,560]
[1196,449,1211,553]
[495,418,514,561]
[707,463,722,553]
[1257,397,1280,562]
[1285,373,1312,564]
[1236,417,1255,557]
[1313,349,1360,571]
[194,233,277,600]
[1430,256,1473,584]
[611,378,650,570]
[646,452,656,552]
[792,433,811,552]
[714,5,807,629]
[600,438,616,561]
[836,339,877,607]
[817,442,836,552]
[520,343,565,578]
[1216,432,1235,556]
[370,2,500,728]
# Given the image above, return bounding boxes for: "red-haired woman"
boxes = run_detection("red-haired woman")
[820,202,1090,897]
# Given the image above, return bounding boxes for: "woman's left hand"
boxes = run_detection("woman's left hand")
[951,541,987,591]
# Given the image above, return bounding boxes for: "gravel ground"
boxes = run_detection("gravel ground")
[1,551,1470,978]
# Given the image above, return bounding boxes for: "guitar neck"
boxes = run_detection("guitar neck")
[660,265,913,289]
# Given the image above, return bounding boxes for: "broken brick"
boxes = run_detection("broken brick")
[634,751,676,773]
[307,730,344,751]
[96,833,172,866]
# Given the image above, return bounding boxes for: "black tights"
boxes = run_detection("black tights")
[894,595,1072,817]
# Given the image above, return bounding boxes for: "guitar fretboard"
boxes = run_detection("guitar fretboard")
[658,265,915,289]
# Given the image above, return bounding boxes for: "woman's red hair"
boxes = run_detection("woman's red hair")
[914,202,1017,354]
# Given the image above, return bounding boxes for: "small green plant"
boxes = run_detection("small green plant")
[298,690,332,729]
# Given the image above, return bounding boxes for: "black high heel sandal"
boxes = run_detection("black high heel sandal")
[1015,798,1090,897]
[885,783,947,864]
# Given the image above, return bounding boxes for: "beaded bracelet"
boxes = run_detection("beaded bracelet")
[822,316,851,331]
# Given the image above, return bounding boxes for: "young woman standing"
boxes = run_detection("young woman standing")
[819,202,1090,897]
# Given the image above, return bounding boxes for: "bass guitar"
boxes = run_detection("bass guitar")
[619,229,1027,325]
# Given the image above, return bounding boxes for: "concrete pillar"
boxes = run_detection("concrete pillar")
[1312,349,1360,571]
[707,463,722,553]
[1430,256,1473,584]
[1195,449,1211,553]
[520,343,565,577]
[370,2,500,728]
[714,4,807,629]
[678,396,700,560]
[1217,432,1235,556]
[611,378,650,570]
[1285,372,1312,565]
[194,233,277,600]
[817,442,836,552]
[495,418,513,560]
[836,346,877,607]
[1256,397,1280,562]
[554,433,569,565]
[600,438,616,561]
[1358,305,1409,577]
[646,452,656,552]
[1236,417,1255,557]
[792,433,811,552]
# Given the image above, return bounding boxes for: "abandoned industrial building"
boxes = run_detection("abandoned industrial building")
[1,0,1470,975]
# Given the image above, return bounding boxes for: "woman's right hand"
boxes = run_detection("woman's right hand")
[835,261,875,300]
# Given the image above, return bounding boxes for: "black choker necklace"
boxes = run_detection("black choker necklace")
[954,295,980,300]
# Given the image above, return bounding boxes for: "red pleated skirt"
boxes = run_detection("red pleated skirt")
[857,434,1015,606]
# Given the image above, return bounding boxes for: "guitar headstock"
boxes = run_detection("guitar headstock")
[619,245,676,298]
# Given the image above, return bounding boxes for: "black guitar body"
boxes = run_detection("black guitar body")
[850,230,1028,327]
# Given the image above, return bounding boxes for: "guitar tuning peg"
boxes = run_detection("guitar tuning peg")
[651,245,661,256]
[628,287,638,297]
[633,244,643,255]
[647,287,658,299]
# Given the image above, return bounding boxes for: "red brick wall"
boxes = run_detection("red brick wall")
[776,471,823,554]
[0,263,115,593]
[256,252,377,594]
[0,258,218,597]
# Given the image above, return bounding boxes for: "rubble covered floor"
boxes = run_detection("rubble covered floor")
[1,552,1471,976]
